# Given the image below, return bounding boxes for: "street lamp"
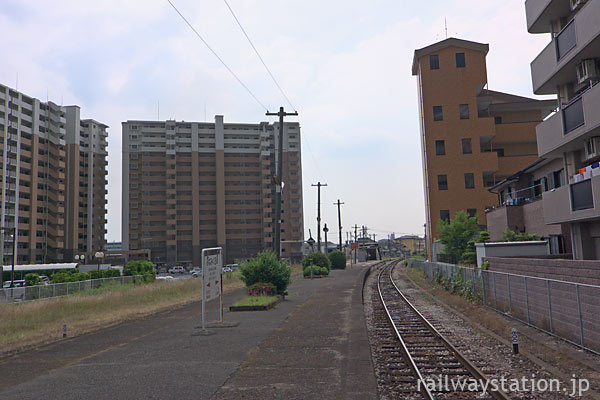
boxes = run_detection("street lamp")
[74,254,84,265]
[95,251,104,271]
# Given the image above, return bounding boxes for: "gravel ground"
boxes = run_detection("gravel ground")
[363,262,599,399]
[392,265,600,400]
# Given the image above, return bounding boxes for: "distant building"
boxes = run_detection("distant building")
[122,116,304,266]
[394,235,425,255]
[0,83,107,267]
[412,38,556,258]
[105,242,123,252]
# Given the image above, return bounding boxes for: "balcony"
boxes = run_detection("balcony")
[537,82,600,157]
[543,174,600,224]
[530,0,600,94]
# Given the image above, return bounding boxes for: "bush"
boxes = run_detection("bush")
[247,282,277,296]
[239,251,291,295]
[302,252,331,271]
[328,251,346,269]
[124,260,155,279]
[51,270,92,283]
[303,265,329,277]
[24,273,42,286]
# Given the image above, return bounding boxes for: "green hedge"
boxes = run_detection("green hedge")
[302,252,331,271]
[328,251,346,269]
[303,265,329,277]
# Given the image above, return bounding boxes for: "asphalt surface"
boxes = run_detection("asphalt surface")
[0,263,377,400]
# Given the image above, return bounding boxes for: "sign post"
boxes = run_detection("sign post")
[201,247,223,330]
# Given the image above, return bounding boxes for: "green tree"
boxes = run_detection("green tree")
[477,231,490,243]
[239,251,291,295]
[302,252,331,271]
[328,250,347,269]
[24,273,42,286]
[437,211,479,262]
[124,260,155,282]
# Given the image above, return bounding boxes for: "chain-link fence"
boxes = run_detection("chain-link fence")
[411,259,600,355]
[0,275,139,304]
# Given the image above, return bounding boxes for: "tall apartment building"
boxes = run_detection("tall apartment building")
[122,116,303,266]
[526,0,600,259]
[0,83,108,267]
[412,38,556,257]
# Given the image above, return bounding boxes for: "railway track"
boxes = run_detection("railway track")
[371,260,510,399]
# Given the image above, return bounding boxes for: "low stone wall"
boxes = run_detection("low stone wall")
[487,257,600,286]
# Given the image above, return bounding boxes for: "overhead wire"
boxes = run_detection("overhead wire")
[167,0,268,112]
[222,0,297,112]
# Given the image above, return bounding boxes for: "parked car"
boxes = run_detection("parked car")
[168,266,186,274]
[190,267,203,277]
[2,280,26,288]
[39,275,50,285]
[225,264,239,271]
[222,267,233,273]
[156,275,174,282]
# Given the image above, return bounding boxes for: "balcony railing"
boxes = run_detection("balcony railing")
[571,179,594,211]
[563,96,585,134]
[556,20,577,60]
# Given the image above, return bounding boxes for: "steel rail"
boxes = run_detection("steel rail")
[377,260,434,400]
[384,261,511,400]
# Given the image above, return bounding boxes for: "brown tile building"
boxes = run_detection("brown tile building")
[412,38,556,257]
[0,84,108,268]
[122,116,303,266]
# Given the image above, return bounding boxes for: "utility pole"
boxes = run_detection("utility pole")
[265,107,298,258]
[334,200,344,251]
[323,224,329,255]
[354,224,359,242]
[311,182,327,253]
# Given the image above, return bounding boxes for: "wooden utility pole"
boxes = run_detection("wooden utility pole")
[311,182,327,253]
[334,200,344,251]
[265,107,298,258]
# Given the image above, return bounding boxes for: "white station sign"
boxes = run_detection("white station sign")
[202,247,222,303]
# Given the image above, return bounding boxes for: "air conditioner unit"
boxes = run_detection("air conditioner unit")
[577,59,599,84]
[570,0,588,11]
[584,137,600,160]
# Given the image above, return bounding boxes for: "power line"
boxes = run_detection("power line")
[167,0,268,111]
[222,0,296,112]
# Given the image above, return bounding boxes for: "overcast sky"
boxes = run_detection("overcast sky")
[0,0,552,243]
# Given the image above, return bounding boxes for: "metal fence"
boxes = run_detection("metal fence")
[411,259,600,355]
[0,275,139,304]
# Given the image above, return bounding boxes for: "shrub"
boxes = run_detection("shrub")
[302,252,331,271]
[303,265,329,277]
[247,282,277,296]
[328,251,346,269]
[24,273,42,286]
[124,260,155,279]
[239,251,291,295]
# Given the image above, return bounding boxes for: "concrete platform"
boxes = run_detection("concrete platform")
[0,263,377,400]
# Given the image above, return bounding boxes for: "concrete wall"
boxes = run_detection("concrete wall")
[487,256,600,285]
[475,241,549,267]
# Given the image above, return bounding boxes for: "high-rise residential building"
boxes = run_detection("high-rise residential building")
[122,116,303,266]
[0,83,108,268]
[412,38,556,258]
[526,0,600,259]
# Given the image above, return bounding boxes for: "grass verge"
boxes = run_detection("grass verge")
[0,269,246,355]
[233,296,277,307]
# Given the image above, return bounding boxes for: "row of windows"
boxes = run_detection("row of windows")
[437,173,475,190]
[430,52,466,70]
[433,104,469,121]
[439,208,476,222]
[435,139,472,155]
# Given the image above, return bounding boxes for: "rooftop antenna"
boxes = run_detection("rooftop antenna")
[445,17,448,39]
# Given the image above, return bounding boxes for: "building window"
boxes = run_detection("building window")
[456,53,466,68]
[440,210,450,222]
[435,140,445,155]
[464,173,475,189]
[461,138,472,154]
[459,104,469,119]
[438,175,448,191]
[467,208,477,218]
[552,169,564,189]
[433,106,443,121]
[430,55,439,70]
[494,116,502,124]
